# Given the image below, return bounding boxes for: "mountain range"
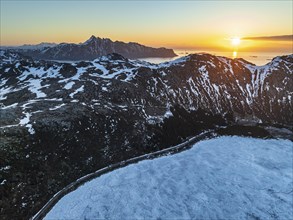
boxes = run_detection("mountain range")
[0,36,177,60]
[0,50,292,219]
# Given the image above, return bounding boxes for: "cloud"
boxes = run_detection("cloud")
[243,35,292,41]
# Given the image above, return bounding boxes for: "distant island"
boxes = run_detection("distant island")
[1,35,177,60]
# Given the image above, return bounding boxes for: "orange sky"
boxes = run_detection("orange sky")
[1,1,292,53]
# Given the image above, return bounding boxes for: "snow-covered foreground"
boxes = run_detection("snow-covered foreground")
[45,137,293,220]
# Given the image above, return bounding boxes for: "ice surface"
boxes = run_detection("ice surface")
[45,136,293,220]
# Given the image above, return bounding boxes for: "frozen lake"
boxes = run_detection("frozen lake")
[45,136,293,220]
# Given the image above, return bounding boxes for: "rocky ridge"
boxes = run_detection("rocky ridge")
[1,36,177,60]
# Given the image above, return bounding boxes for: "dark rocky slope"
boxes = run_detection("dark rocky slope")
[0,50,292,219]
[2,36,177,60]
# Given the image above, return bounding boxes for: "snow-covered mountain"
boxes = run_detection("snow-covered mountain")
[2,36,177,60]
[0,50,292,219]
[1,50,292,126]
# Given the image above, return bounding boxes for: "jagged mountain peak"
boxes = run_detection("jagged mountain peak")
[1,36,177,60]
[88,35,97,40]
[82,35,99,44]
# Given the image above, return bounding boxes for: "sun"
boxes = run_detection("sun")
[231,37,241,46]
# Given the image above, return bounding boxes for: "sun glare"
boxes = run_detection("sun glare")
[231,37,241,46]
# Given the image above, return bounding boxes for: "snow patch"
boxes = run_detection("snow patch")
[49,103,66,111]
[0,103,18,109]
[64,82,75,90]
[27,79,47,98]
[69,85,84,98]
[19,112,35,134]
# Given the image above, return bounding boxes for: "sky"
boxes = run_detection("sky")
[0,0,292,53]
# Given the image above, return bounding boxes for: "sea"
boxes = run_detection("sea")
[139,50,292,66]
